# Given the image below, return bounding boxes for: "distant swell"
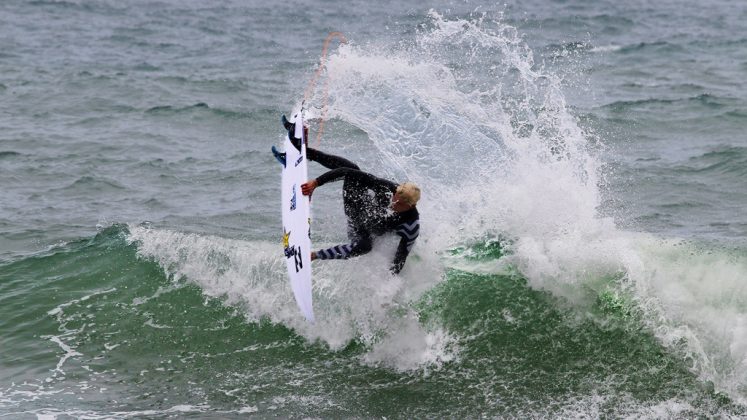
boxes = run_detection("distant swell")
[601,94,742,119]
[63,176,127,191]
[0,151,21,158]
[676,146,747,177]
[145,102,248,119]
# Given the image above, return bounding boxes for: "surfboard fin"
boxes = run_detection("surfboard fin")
[271,145,286,167]
[281,114,294,132]
[281,114,302,151]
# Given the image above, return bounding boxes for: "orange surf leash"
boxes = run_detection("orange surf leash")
[303,32,347,147]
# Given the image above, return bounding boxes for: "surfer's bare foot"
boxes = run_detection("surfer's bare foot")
[311,251,317,261]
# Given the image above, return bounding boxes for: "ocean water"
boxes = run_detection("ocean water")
[2,0,747,418]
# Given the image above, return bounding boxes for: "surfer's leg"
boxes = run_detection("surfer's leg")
[315,229,372,260]
[346,224,373,256]
[307,149,359,170]
[349,234,373,256]
[282,115,359,170]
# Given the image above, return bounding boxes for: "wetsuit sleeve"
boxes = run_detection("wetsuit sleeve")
[391,219,420,274]
[315,167,397,190]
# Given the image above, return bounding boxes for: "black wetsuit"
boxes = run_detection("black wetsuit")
[289,134,419,274]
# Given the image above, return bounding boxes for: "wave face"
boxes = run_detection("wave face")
[311,10,747,407]
[2,1,747,418]
[2,225,744,418]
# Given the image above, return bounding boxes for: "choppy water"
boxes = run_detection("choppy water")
[2,0,747,418]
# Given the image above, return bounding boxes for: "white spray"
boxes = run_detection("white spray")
[129,11,747,398]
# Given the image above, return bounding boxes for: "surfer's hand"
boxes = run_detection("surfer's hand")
[311,251,317,261]
[301,179,318,196]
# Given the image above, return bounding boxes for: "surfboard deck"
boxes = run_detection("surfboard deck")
[280,113,314,322]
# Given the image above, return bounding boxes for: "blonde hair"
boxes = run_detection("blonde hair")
[396,182,421,206]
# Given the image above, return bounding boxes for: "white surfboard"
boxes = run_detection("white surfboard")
[281,112,314,322]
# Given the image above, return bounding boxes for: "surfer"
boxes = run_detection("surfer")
[277,116,420,274]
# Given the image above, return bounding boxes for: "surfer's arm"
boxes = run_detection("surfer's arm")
[301,179,318,196]
[314,168,397,189]
[391,219,420,274]
[301,169,394,195]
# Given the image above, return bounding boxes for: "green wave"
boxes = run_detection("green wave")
[0,228,741,417]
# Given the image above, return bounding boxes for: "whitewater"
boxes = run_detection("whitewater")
[2,1,747,418]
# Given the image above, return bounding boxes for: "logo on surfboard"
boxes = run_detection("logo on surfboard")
[285,245,303,272]
[290,184,297,211]
[282,228,303,273]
